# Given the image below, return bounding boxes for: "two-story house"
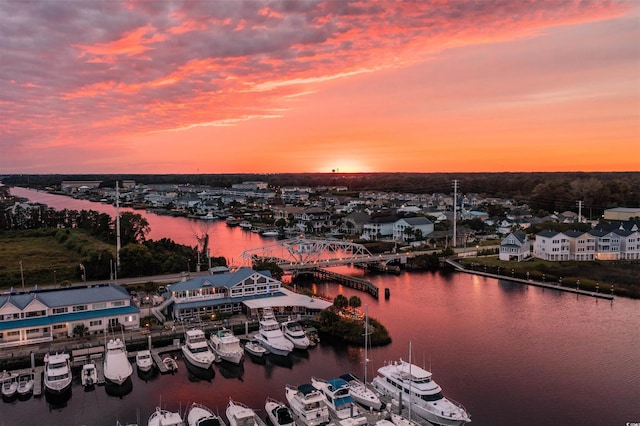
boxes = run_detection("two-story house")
[499,231,530,261]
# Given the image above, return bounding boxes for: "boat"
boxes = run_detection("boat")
[81,363,98,388]
[201,212,216,220]
[310,376,362,421]
[148,407,185,426]
[341,306,384,412]
[304,326,320,347]
[186,401,226,426]
[163,357,178,373]
[226,216,242,227]
[17,373,34,396]
[182,328,216,369]
[226,398,267,426]
[281,318,311,349]
[209,327,244,365]
[136,349,154,372]
[339,373,383,411]
[389,413,421,426]
[239,221,252,230]
[103,338,134,385]
[254,307,294,356]
[261,230,280,237]
[2,376,17,399]
[371,358,471,426]
[285,383,330,426]
[43,352,72,394]
[265,397,295,426]
[243,340,268,357]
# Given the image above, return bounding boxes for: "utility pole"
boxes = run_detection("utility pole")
[577,200,583,223]
[115,181,121,284]
[452,179,459,248]
[20,260,25,291]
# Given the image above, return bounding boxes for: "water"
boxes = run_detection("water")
[4,187,640,426]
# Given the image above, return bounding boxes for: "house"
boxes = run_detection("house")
[532,230,570,261]
[361,215,396,240]
[499,231,530,261]
[158,268,331,321]
[564,230,596,261]
[393,217,434,242]
[0,283,139,349]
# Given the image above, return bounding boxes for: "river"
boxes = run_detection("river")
[3,187,640,426]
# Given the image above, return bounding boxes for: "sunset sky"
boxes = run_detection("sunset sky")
[1,0,638,174]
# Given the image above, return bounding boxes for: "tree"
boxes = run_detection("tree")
[119,243,154,277]
[333,294,349,311]
[348,295,361,310]
[73,324,89,339]
[118,212,150,245]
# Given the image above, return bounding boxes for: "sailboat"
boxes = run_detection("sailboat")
[340,305,383,411]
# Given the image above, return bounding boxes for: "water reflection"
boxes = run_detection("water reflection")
[184,360,215,382]
[45,388,72,409]
[217,361,244,381]
[104,377,133,398]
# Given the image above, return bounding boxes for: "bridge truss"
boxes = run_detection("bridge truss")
[238,237,377,270]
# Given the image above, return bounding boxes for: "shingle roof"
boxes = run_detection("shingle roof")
[0,283,130,310]
[168,268,273,292]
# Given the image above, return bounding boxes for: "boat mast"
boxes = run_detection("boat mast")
[364,305,369,385]
[408,340,412,422]
[115,181,121,284]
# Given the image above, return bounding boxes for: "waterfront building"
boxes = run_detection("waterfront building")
[531,228,640,261]
[0,283,139,349]
[499,231,531,261]
[158,268,332,322]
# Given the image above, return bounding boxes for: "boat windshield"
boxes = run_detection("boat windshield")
[49,362,67,369]
[419,391,444,401]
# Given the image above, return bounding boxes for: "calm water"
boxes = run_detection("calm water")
[4,187,640,426]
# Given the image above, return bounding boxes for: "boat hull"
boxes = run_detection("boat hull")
[182,346,215,369]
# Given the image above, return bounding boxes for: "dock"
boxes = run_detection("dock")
[308,268,379,298]
[5,367,44,397]
[150,344,180,374]
[71,345,104,367]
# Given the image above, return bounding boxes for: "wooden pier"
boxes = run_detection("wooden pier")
[308,268,379,298]
[150,344,180,374]
[5,367,44,397]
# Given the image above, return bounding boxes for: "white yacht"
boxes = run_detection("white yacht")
[265,397,295,426]
[254,308,293,356]
[186,402,226,426]
[44,352,72,394]
[372,359,471,426]
[136,349,154,372]
[17,373,34,396]
[339,373,384,411]
[209,328,244,365]
[103,338,133,385]
[2,376,17,399]
[244,340,268,357]
[281,318,310,349]
[311,376,362,421]
[182,328,216,369]
[285,383,330,426]
[148,407,185,426]
[226,399,266,426]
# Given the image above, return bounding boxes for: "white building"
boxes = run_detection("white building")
[532,230,570,261]
[0,284,139,349]
[499,231,530,261]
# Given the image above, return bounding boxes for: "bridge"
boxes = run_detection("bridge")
[238,237,407,271]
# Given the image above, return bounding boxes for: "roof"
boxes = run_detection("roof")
[0,283,130,310]
[242,288,332,310]
[168,268,273,292]
[399,217,433,226]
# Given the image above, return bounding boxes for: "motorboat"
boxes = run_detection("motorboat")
[2,376,17,399]
[186,401,226,426]
[148,407,185,426]
[44,352,72,394]
[104,338,133,385]
[261,230,280,237]
[281,318,310,349]
[244,340,268,357]
[265,397,295,426]
[239,221,252,230]
[209,328,244,365]
[254,307,293,356]
[163,357,178,373]
[311,376,362,421]
[226,217,241,227]
[81,363,98,388]
[285,383,329,426]
[17,373,34,396]
[136,349,154,372]
[226,398,267,426]
[372,359,471,426]
[182,328,216,369]
[339,373,383,411]
[304,326,320,347]
[389,413,421,426]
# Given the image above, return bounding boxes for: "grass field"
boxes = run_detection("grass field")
[0,229,115,289]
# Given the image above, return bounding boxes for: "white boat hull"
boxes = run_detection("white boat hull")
[182,345,215,369]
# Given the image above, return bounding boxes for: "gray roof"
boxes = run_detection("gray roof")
[0,283,130,310]
[400,217,433,226]
[168,268,274,292]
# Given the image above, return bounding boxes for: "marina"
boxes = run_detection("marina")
[0,188,637,426]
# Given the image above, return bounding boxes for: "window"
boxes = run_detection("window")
[89,320,102,327]
[93,302,106,309]
[111,301,125,307]
[73,305,87,312]
[52,307,68,314]
[26,328,40,335]
[53,324,66,330]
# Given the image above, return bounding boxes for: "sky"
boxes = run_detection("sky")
[1,0,639,174]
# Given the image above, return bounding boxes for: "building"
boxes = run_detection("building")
[499,231,530,261]
[532,230,570,261]
[532,228,640,261]
[156,268,332,322]
[603,207,640,221]
[392,217,434,242]
[0,283,139,349]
